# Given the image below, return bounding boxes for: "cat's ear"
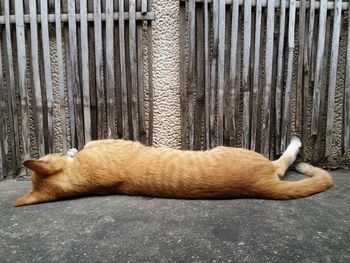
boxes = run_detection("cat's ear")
[13,191,49,207]
[23,160,54,176]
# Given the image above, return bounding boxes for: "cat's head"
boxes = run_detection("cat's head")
[14,151,77,207]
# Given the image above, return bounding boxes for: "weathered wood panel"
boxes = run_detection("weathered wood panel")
[179,0,350,164]
[0,0,154,178]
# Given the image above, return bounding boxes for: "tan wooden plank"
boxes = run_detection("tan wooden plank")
[129,0,139,140]
[281,0,296,152]
[80,0,92,143]
[242,0,252,149]
[311,0,328,135]
[261,0,275,157]
[15,0,31,161]
[325,0,342,156]
[29,0,45,156]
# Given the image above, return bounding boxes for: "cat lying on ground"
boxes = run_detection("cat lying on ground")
[14,137,333,207]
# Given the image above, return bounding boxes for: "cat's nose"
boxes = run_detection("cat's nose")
[67,148,78,158]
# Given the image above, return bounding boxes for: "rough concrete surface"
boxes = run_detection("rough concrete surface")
[1,170,349,263]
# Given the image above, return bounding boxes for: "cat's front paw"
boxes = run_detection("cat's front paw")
[67,148,78,158]
[290,136,302,149]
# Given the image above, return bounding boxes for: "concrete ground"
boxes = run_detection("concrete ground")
[0,170,349,263]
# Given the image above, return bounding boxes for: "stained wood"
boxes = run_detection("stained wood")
[15,0,31,161]
[345,0,350,151]
[0,34,7,179]
[242,0,252,149]
[137,19,146,144]
[228,0,239,147]
[194,3,205,150]
[261,0,275,157]
[28,0,45,156]
[217,0,225,146]
[281,0,296,152]
[209,0,219,148]
[4,0,19,172]
[147,19,154,146]
[325,0,342,157]
[274,0,286,154]
[93,0,105,139]
[80,0,92,143]
[105,0,116,139]
[311,0,328,135]
[129,0,139,140]
[119,0,129,139]
[204,0,210,149]
[295,0,307,135]
[179,0,187,149]
[187,0,196,149]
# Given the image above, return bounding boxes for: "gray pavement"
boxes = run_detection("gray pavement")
[1,170,349,263]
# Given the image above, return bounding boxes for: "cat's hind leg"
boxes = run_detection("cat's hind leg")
[272,136,302,178]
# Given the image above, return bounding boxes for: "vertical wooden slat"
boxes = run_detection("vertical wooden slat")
[4,0,19,172]
[308,0,316,80]
[105,0,115,139]
[313,19,331,162]
[29,0,45,156]
[147,0,153,145]
[68,0,84,149]
[295,0,307,135]
[129,0,139,140]
[40,0,54,153]
[55,0,67,152]
[141,0,147,13]
[217,0,225,146]
[119,0,129,139]
[15,0,30,161]
[179,0,187,149]
[228,0,239,147]
[80,0,91,143]
[194,3,204,150]
[261,0,275,157]
[93,0,105,139]
[62,1,76,149]
[209,0,219,148]
[88,1,97,140]
[242,0,252,149]
[187,0,195,149]
[344,0,350,151]
[281,0,296,152]
[274,0,286,154]
[325,0,342,157]
[204,0,210,149]
[0,33,7,179]
[311,0,328,135]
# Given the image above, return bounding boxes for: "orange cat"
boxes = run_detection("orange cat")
[14,137,333,207]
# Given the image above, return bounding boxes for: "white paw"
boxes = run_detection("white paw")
[290,136,302,149]
[67,148,78,158]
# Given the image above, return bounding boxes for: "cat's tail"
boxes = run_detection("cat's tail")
[264,163,333,199]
